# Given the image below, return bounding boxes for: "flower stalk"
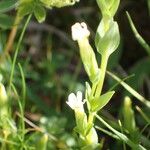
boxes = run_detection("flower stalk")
[67,0,120,149]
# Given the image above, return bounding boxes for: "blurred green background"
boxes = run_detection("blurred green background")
[0,0,150,149]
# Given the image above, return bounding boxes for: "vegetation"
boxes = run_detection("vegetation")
[0,0,149,149]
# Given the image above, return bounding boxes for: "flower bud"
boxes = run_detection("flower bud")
[36,134,48,150]
[95,19,120,57]
[123,96,136,133]
[0,83,9,117]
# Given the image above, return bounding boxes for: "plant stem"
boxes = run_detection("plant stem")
[91,82,97,96]
[8,14,32,92]
[88,112,95,125]
[95,54,108,97]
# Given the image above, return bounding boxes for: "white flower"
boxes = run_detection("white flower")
[66,91,84,112]
[71,22,90,41]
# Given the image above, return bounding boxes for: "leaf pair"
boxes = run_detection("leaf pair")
[18,0,46,23]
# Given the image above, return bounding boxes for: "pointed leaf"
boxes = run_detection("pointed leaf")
[91,91,115,112]
[34,5,46,23]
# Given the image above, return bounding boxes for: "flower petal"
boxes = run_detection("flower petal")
[71,22,90,41]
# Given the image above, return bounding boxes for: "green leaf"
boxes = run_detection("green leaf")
[18,2,34,17]
[0,14,14,29]
[95,19,120,57]
[34,5,46,23]
[0,0,18,13]
[91,91,115,112]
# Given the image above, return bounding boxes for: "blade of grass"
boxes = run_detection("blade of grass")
[126,12,150,56]
[95,114,146,150]
[18,63,26,109]
[136,106,150,125]
[11,83,25,149]
[107,71,150,108]
[8,14,32,92]
[118,120,126,150]
[0,138,19,146]
[108,74,135,91]
[95,126,120,140]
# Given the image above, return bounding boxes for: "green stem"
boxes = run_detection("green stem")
[95,54,109,97]
[8,14,32,92]
[91,82,97,96]
[88,112,95,125]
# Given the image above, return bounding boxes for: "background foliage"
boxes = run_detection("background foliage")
[0,0,150,149]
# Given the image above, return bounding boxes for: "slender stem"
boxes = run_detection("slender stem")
[88,112,95,125]
[8,14,32,92]
[95,54,109,97]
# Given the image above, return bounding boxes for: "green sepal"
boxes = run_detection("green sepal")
[96,0,120,18]
[96,0,110,17]
[109,0,120,17]
[85,123,93,136]
[74,111,88,136]
[85,82,93,112]
[95,19,120,57]
[85,82,92,99]
[90,91,115,112]
[34,5,46,23]
[78,38,99,83]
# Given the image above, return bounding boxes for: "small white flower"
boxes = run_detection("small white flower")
[66,91,84,112]
[71,22,90,41]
